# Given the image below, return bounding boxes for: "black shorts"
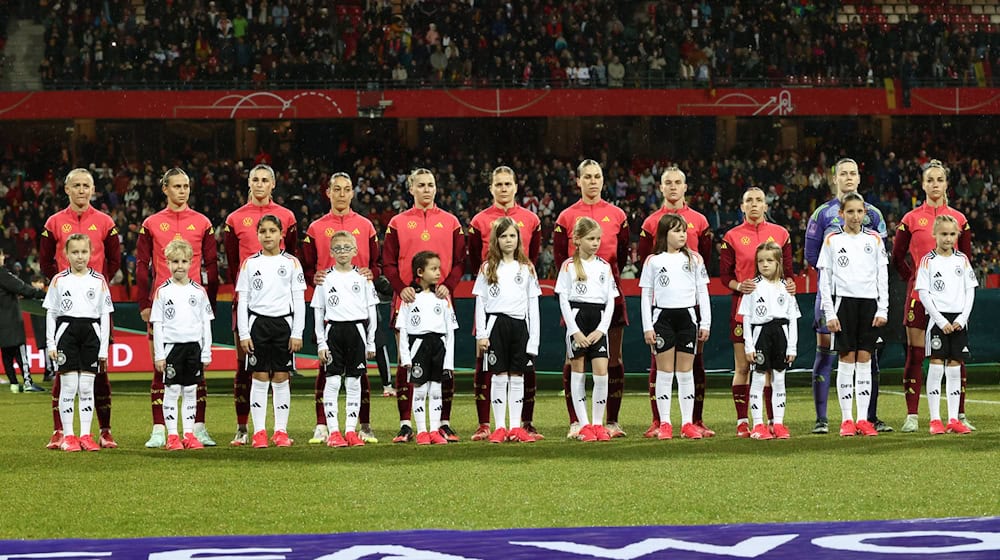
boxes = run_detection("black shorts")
[566,302,610,361]
[247,314,294,373]
[163,341,204,386]
[651,307,697,355]
[830,297,881,354]
[54,317,100,373]
[406,333,447,385]
[746,320,791,372]
[926,312,971,362]
[484,313,529,374]
[323,321,368,377]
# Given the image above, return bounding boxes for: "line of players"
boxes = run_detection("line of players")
[38,157,978,451]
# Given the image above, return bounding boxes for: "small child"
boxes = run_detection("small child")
[0,250,47,392]
[473,217,541,444]
[817,193,888,438]
[236,215,306,448]
[43,234,114,452]
[311,231,378,448]
[739,241,800,440]
[915,215,977,435]
[149,240,214,451]
[639,214,711,441]
[395,250,458,445]
[555,217,619,442]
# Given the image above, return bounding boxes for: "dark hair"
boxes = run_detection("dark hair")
[651,214,695,266]
[840,192,865,209]
[257,214,283,231]
[160,167,190,188]
[411,250,440,288]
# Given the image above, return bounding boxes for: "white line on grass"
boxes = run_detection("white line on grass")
[881,390,1000,406]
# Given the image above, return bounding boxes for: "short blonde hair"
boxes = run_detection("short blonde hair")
[330,230,356,247]
[164,239,194,261]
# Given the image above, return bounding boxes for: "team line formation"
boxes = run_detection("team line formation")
[5,157,977,452]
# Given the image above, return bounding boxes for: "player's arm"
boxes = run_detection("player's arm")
[697,228,713,265]
[39,227,58,278]
[300,230,318,286]
[202,224,219,308]
[781,236,794,278]
[382,225,405,294]
[553,222,569,270]
[719,238,737,291]
[526,222,541,263]
[223,223,240,283]
[636,227,654,265]
[467,224,484,272]
[891,225,913,279]
[366,232,382,279]
[442,225,466,292]
[103,225,122,281]
[804,211,824,268]
[135,225,155,311]
[282,222,298,257]
[958,222,972,256]
[616,218,630,270]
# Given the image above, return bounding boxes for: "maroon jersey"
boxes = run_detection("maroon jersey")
[552,199,629,274]
[300,210,380,284]
[467,204,541,270]
[892,202,972,288]
[136,207,219,310]
[719,220,793,289]
[382,206,465,294]
[637,204,712,262]
[223,200,297,283]
[40,206,121,280]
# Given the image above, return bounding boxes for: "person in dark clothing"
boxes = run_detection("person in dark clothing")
[0,251,47,392]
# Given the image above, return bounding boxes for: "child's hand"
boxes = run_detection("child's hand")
[643,330,656,346]
[745,352,756,364]
[476,339,490,355]
[288,337,302,352]
[31,281,45,290]
[826,318,841,333]
[154,360,165,373]
[872,316,886,328]
[942,323,955,334]
[318,349,330,364]
[951,322,963,332]
[240,338,254,354]
[786,354,796,365]
[366,351,375,360]
[697,328,709,342]
[48,349,58,361]
[572,332,589,348]
[585,331,603,346]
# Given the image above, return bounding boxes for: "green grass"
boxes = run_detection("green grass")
[1,374,998,540]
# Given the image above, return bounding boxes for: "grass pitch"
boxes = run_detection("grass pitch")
[1,372,998,540]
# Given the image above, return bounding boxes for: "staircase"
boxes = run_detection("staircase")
[1,18,45,91]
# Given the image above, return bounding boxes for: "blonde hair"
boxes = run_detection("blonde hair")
[160,167,190,188]
[754,241,784,282]
[64,168,94,186]
[932,214,959,234]
[491,165,515,181]
[571,216,601,281]
[164,239,193,261]
[406,167,434,188]
[660,166,686,183]
[577,159,601,176]
[484,217,533,285]
[330,230,356,249]
[65,233,91,251]
[922,158,948,180]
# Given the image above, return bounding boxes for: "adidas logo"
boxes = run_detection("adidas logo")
[348,412,357,418]
[329,286,337,292]
[326,412,335,418]
[598,346,607,352]
[683,394,695,400]
[492,398,504,405]
[928,390,940,396]
[62,408,73,414]
[838,248,847,253]
[934,272,942,277]
[63,291,71,297]
[412,307,420,313]
[166,299,174,305]
[657,395,670,400]
[659,267,667,274]
[757,297,765,303]
[165,414,175,420]
[413,406,424,413]
[962,347,969,352]
[751,404,759,410]
[253,270,262,276]
[80,406,93,412]
[595,399,606,404]
[356,363,366,370]
[857,390,870,396]
[251,403,262,408]
[685,342,694,348]
[277,404,289,410]
[527,360,533,367]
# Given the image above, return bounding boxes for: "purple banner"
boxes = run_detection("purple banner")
[2,517,998,559]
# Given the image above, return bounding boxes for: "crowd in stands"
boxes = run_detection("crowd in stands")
[1,128,998,288]
[33,0,999,89]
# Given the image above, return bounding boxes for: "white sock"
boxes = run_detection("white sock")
[345,377,361,433]
[271,380,290,432]
[508,375,525,429]
[429,381,443,432]
[592,374,608,427]
[412,383,429,433]
[78,373,95,436]
[163,384,181,435]
[655,370,674,425]
[570,371,589,425]
[837,361,855,422]
[182,385,197,435]
[491,374,509,430]
[59,372,79,436]
[749,371,766,426]
[945,365,962,421]
[323,375,342,432]
[250,378,269,433]
[676,370,694,425]
[772,370,787,425]
[854,361,872,422]
[926,363,944,422]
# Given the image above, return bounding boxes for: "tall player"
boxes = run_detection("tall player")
[804,158,890,434]
[39,168,122,449]
[467,166,542,441]
[892,160,974,433]
[636,166,714,438]
[382,168,466,444]
[224,164,297,446]
[553,159,629,439]
[719,187,793,437]
[301,172,380,445]
[137,168,219,448]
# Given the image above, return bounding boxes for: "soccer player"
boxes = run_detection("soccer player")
[553,159,629,439]
[0,250,47,392]
[467,166,542,441]
[40,168,121,450]
[235,215,306,448]
[636,167,714,438]
[816,193,888,437]
[300,172,380,445]
[719,187,793,437]
[224,164,297,446]
[382,168,465,444]
[804,158,890,434]
[138,168,219,448]
[311,231,378,448]
[43,234,114,452]
[892,160,974,433]
[149,239,214,451]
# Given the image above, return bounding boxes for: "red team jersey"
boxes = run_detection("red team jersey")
[552,199,629,273]
[223,200,297,283]
[136,207,219,310]
[467,204,541,269]
[719,220,793,287]
[892,203,972,289]
[382,206,466,294]
[637,204,712,262]
[40,206,121,280]
[300,211,380,283]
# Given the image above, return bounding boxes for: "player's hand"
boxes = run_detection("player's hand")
[434,284,450,299]
[586,331,603,346]
[784,278,797,295]
[400,286,416,303]
[738,279,756,294]
[698,328,710,342]
[98,358,107,373]
[786,354,796,364]
[48,349,58,361]
[951,322,963,332]
[357,267,373,281]
[826,319,841,333]
[289,337,303,352]
[366,350,375,360]
[240,338,254,354]
[643,330,656,346]
[872,316,886,328]
[318,349,329,363]
[572,331,589,348]
[140,308,151,322]
[154,360,165,373]
[401,362,411,370]
[942,323,954,334]
[476,338,490,354]
[313,269,328,286]
[745,352,756,364]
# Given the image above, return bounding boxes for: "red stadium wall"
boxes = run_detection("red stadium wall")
[1,87,999,119]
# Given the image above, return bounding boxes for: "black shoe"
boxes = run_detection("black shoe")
[439,424,460,442]
[23,380,45,392]
[872,418,894,433]
[392,424,413,443]
[43,370,55,383]
[289,368,301,378]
